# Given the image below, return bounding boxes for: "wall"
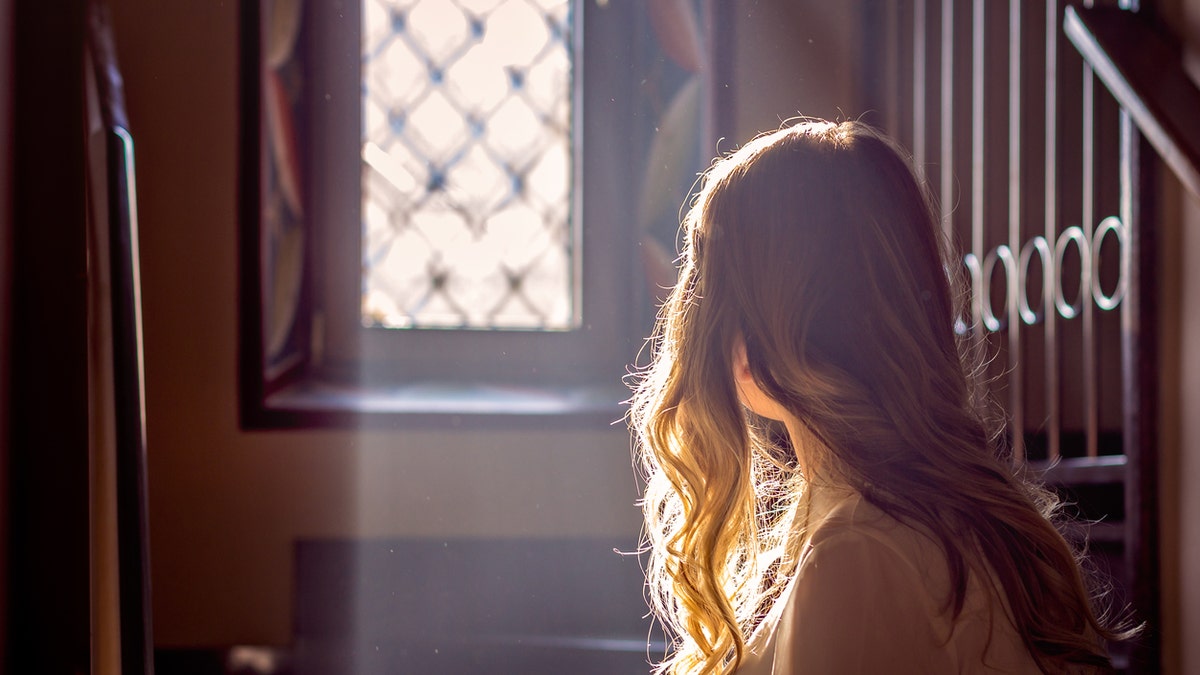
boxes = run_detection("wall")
[1165,161,1200,675]
[1178,184,1200,675]
[1159,1,1200,673]
[727,1,862,143]
[106,1,641,648]
[105,0,866,651]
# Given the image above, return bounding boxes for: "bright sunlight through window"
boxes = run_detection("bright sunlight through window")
[361,0,575,330]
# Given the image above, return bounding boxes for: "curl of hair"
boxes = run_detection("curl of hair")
[630,120,1136,674]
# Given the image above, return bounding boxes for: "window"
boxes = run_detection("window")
[360,0,576,331]
[240,0,719,427]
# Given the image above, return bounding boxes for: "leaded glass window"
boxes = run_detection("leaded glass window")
[361,0,575,330]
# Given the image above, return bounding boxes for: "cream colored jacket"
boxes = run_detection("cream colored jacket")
[737,485,1041,674]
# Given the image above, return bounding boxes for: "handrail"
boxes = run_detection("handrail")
[1065,5,1200,201]
[86,2,155,673]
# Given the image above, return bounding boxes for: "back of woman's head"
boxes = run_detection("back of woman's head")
[686,122,980,476]
[633,120,1129,673]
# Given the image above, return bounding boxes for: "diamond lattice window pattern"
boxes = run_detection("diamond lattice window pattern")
[361,0,574,330]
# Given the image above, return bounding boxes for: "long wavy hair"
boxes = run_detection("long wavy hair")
[630,120,1133,674]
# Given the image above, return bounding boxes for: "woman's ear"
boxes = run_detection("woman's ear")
[731,335,753,385]
[731,335,788,422]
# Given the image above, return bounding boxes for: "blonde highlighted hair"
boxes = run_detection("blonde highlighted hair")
[630,120,1133,674]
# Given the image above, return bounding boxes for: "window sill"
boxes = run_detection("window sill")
[243,377,630,431]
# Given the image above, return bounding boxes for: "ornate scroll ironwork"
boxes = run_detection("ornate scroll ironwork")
[964,215,1126,333]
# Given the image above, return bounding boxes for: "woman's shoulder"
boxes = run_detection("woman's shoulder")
[777,487,1040,673]
[800,487,948,608]
[774,493,957,673]
[804,486,941,573]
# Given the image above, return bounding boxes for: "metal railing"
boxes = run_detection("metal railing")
[894,1,1168,670]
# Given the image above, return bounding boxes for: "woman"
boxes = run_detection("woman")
[630,120,1133,673]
